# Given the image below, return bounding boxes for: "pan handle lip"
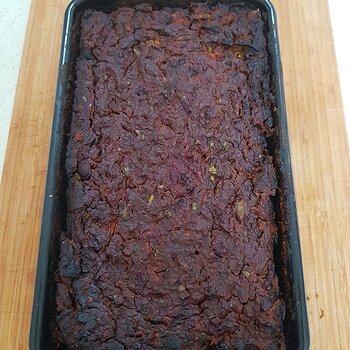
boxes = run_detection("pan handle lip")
[29,1,78,349]
[260,0,310,348]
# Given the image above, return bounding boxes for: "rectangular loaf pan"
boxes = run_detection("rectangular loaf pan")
[30,0,309,349]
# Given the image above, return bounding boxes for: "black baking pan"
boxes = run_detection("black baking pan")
[30,0,309,349]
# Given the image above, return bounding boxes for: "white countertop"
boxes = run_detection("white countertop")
[0,0,349,181]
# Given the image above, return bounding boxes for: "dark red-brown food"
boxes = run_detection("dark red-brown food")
[56,3,285,349]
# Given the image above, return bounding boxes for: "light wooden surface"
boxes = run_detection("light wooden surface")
[0,0,349,348]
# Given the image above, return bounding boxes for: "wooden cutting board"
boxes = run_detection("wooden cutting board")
[0,0,349,348]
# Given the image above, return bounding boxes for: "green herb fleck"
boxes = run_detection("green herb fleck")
[119,205,129,221]
[178,285,186,293]
[209,164,217,175]
[148,193,155,204]
[242,270,250,278]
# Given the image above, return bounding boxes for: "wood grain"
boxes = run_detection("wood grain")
[0,0,349,348]
[274,0,350,348]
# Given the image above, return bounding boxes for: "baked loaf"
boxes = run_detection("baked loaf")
[56,3,285,349]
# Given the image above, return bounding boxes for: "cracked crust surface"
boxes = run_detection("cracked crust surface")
[56,3,285,349]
